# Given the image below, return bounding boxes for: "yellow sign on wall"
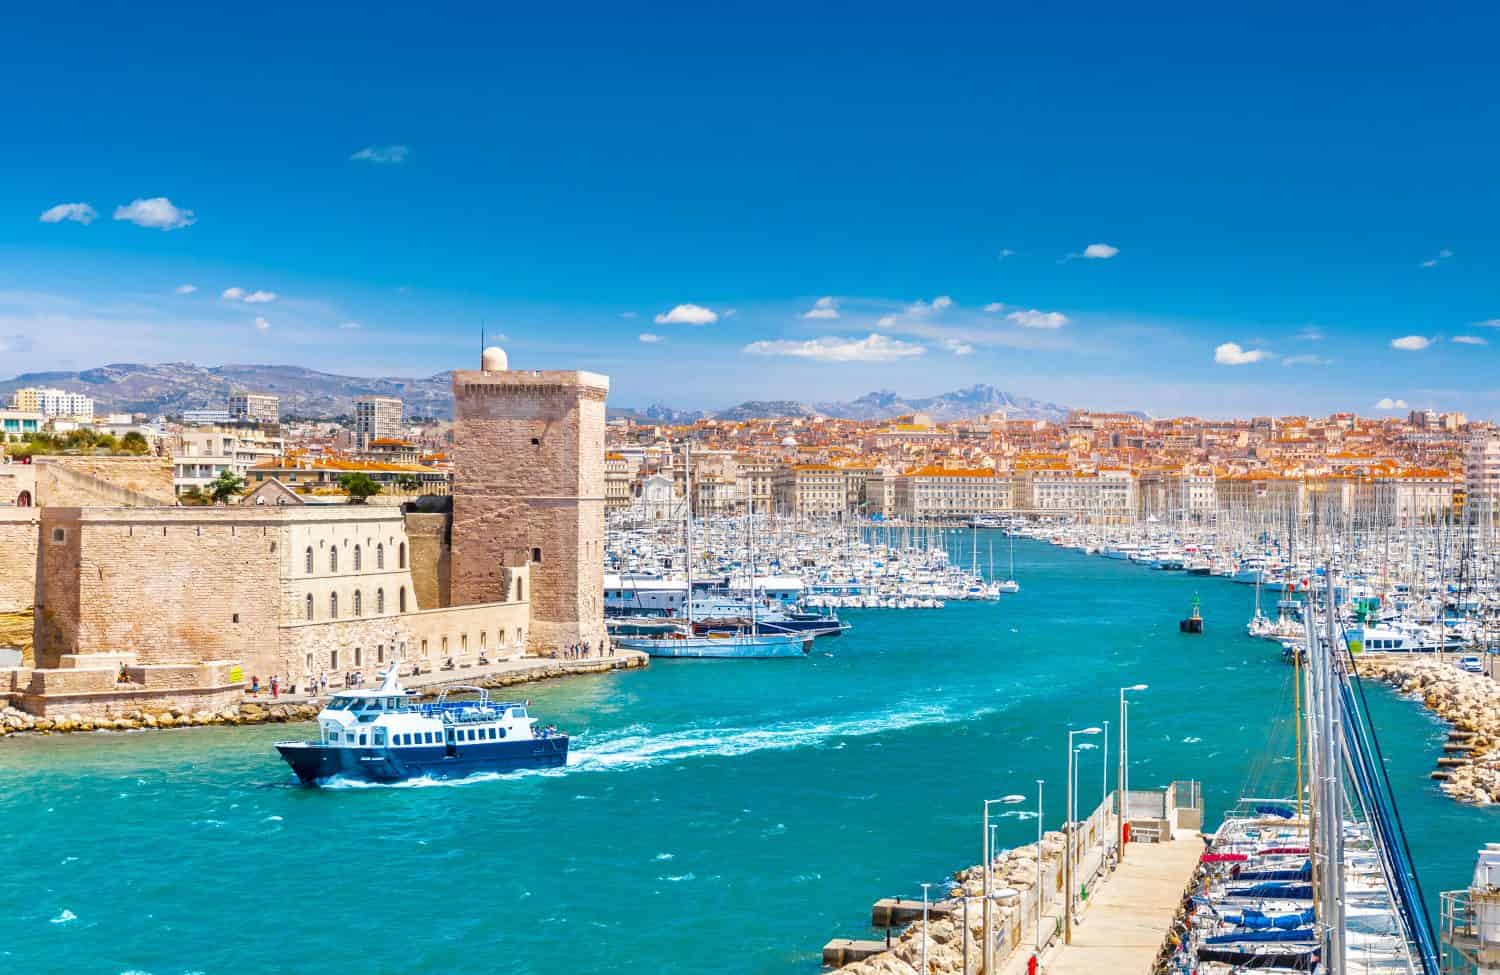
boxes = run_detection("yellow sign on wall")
[229,665,245,684]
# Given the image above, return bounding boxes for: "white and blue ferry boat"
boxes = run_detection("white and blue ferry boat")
[274,667,567,784]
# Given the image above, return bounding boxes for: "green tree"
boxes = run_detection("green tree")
[208,469,246,504]
[120,431,150,454]
[338,472,382,504]
[394,473,421,493]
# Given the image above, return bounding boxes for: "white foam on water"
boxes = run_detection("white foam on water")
[315,701,990,790]
[999,810,1039,821]
[654,852,675,860]
[50,909,76,924]
[264,815,283,822]
[659,873,696,882]
[1182,736,1203,744]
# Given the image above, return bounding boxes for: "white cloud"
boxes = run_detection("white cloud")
[113,197,195,230]
[1420,248,1453,268]
[654,303,719,325]
[351,145,409,164]
[931,295,954,311]
[174,284,197,295]
[339,321,362,330]
[1082,243,1119,259]
[1390,335,1431,351]
[254,316,270,330]
[1214,342,1270,365]
[941,338,974,356]
[1007,309,1069,329]
[803,296,840,320]
[222,287,277,303]
[638,332,663,343]
[743,333,924,362]
[39,202,97,225]
[1375,397,1409,410]
[983,302,1005,313]
[1453,335,1488,345]
[1282,354,1328,366]
[1474,319,1500,328]
[996,248,1015,261]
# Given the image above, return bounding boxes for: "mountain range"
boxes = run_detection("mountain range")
[0,363,1071,423]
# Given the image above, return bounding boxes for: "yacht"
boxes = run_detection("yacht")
[274,668,567,784]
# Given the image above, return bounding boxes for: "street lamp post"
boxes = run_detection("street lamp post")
[1101,719,1110,856]
[1118,684,1148,861]
[1065,726,1102,945]
[982,793,1027,975]
[921,882,932,975]
[1035,778,1045,954]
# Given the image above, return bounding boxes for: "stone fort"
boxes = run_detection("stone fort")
[0,348,608,720]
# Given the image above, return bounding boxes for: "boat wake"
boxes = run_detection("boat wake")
[315,701,992,790]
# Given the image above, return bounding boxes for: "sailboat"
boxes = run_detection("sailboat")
[612,443,811,660]
[996,527,1020,593]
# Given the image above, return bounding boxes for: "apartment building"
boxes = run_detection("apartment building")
[355,396,403,450]
[229,392,280,424]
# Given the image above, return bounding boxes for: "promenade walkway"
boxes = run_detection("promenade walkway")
[244,650,648,704]
[1007,830,1201,975]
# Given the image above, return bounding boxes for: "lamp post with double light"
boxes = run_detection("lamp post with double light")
[1064,726,1101,944]
[1118,684,1148,860]
[982,793,1027,974]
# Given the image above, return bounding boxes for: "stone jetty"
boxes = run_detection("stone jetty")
[828,832,1067,975]
[0,651,646,739]
[1354,652,1500,805]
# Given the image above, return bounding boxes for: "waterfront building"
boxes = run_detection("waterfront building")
[354,396,403,450]
[775,464,847,518]
[228,392,280,424]
[1466,434,1500,525]
[892,466,1006,519]
[735,456,777,514]
[604,453,632,510]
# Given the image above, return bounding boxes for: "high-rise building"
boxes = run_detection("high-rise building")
[11,387,93,422]
[450,346,608,654]
[1466,434,1500,524]
[229,392,280,424]
[354,396,402,449]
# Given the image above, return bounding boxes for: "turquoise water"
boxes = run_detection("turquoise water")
[2,535,1495,975]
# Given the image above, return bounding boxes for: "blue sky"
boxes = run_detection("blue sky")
[4,1,1500,417]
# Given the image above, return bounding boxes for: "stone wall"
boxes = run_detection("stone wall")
[34,507,282,671]
[451,368,608,654]
[0,462,36,507]
[404,511,452,609]
[0,508,39,613]
[34,456,175,506]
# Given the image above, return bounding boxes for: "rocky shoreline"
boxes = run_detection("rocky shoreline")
[0,652,646,738]
[1354,652,1500,805]
[832,832,1066,974]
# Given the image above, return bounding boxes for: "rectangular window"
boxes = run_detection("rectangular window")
[425,732,434,744]
[359,734,368,746]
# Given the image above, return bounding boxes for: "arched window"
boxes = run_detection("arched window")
[354,545,362,571]
[399,586,407,612]
[330,547,339,572]
[516,577,524,601]
[531,547,542,563]
[480,631,487,649]
[305,593,314,620]
[461,634,468,652]
[377,543,384,569]
[305,547,314,574]
[376,588,385,613]
[398,542,407,569]
[16,490,31,507]
[354,590,363,616]
[330,592,339,618]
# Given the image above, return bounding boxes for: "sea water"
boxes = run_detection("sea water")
[1,534,1493,974]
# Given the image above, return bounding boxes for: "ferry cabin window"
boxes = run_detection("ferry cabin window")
[359,733,368,746]
[373,729,385,746]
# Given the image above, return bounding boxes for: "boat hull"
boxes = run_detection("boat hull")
[275,736,569,785]
[614,635,811,658]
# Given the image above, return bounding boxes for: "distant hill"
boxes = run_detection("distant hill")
[0,363,455,419]
[0,364,1069,424]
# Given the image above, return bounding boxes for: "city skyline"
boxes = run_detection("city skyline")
[6,2,1500,417]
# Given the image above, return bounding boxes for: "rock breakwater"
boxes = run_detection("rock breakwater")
[1354,652,1500,805]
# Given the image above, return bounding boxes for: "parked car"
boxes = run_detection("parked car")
[1459,655,1484,674]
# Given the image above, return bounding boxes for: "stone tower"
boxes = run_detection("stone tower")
[451,347,609,654]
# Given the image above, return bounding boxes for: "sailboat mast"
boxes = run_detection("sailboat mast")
[684,441,694,629]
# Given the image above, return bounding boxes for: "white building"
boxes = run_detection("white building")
[1466,435,1500,524]
[12,387,94,423]
[229,392,280,424]
[172,425,286,495]
[355,396,403,449]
